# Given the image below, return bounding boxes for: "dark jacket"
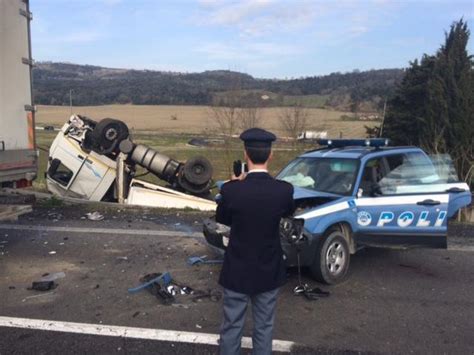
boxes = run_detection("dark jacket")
[216,172,295,295]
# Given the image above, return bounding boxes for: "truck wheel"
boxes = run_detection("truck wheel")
[310,229,350,284]
[182,156,213,186]
[88,118,129,154]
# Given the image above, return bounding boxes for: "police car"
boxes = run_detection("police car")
[203,139,472,284]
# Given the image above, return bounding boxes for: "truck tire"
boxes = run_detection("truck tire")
[310,228,350,284]
[182,156,213,186]
[87,118,129,155]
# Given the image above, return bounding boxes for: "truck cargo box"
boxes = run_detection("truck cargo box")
[0,0,37,187]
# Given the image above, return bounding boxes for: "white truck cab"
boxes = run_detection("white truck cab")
[47,115,216,211]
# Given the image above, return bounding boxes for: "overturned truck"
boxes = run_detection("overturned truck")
[46,115,216,211]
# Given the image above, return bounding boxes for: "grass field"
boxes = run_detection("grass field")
[34,104,377,192]
[35,104,373,138]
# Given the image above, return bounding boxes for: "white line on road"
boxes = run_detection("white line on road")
[0,316,295,352]
[447,245,474,252]
[0,224,203,238]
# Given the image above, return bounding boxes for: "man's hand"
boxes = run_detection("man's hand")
[231,172,247,181]
[232,160,247,181]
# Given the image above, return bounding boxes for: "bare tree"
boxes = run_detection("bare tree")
[210,105,239,137]
[278,104,309,142]
[208,81,243,177]
[207,74,264,176]
[238,106,262,131]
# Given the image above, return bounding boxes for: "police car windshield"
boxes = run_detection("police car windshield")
[277,157,358,195]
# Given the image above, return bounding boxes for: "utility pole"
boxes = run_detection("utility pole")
[379,98,387,137]
[69,89,74,115]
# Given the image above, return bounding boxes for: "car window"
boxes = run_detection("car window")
[48,160,74,186]
[362,152,460,196]
[359,157,385,196]
[277,157,358,195]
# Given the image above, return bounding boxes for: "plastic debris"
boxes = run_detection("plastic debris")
[129,273,200,305]
[22,291,55,302]
[187,255,223,266]
[192,289,222,302]
[85,211,104,221]
[40,272,65,282]
[128,272,172,294]
[293,284,330,301]
[29,280,57,291]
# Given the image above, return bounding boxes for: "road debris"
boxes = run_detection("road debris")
[40,272,65,282]
[294,284,330,301]
[129,272,216,306]
[187,255,223,266]
[28,281,57,291]
[128,272,172,294]
[0,205,32,222]
[191,289,222,302]
[22,291,55,302]
[85,212,104,221]
[47,212,63,222]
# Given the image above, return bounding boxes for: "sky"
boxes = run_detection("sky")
[30,0,474,79]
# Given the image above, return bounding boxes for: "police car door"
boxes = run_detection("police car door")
[354,152,454,249]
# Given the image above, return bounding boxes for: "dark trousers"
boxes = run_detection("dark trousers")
[219,287,279,355]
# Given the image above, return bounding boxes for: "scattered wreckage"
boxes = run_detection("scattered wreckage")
[46,115,216,211]
[204,138,472,284]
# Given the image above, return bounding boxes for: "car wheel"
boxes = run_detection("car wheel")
[310,229,350,284]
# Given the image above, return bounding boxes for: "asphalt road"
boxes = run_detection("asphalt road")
[0,204,473,354]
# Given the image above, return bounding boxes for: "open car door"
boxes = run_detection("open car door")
[354,151,471,249]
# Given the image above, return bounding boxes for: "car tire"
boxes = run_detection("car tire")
[310,228,350,284]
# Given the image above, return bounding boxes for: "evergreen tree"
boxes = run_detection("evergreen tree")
[384,19,473,187]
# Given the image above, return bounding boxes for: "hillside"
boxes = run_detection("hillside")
[33,62,404,111]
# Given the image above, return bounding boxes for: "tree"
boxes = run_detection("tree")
[384,19,473,188]
[278,103,308,142]
[238,106,262,131]
[365,125,381,138]
[210,105,240,137]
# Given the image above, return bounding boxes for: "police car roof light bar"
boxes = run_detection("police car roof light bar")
[317,138,390,148]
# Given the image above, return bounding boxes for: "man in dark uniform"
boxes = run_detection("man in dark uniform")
[216,128,295,355]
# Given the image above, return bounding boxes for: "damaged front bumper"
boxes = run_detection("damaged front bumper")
[202,216,321,267]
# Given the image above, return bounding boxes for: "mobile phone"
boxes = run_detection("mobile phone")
[233,160,248,177]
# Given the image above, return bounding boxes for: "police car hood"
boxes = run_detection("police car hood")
[292,186,341,211]
[292,186,341,200]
